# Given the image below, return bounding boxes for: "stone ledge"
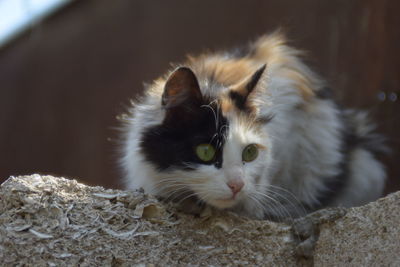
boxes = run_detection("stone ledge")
[0,174,399,266]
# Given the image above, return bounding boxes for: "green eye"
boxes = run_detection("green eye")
[195,144,216,162]
[242,144,259,162]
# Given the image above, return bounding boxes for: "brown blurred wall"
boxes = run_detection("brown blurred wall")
[0,0,399,193]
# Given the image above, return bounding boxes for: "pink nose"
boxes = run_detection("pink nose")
[227,180,244,195]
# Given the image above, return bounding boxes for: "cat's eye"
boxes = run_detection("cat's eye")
[195,144,216,162]
[242,144,259,162]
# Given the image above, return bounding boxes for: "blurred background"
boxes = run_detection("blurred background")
[0,0,398,193]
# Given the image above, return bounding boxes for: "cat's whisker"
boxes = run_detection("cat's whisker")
[209,133,219,145]
[152,176,224,204]
[215,100,221,130]
[219,124,229,136]
[248,194,279,222]
[255,183,305,205]
[201,101,218,131]
[152,186,191,202]
[211,99,221,130]
[175,191,201,205]
[253,190,296,222]
[247,194,268,217]
[260,189,305,220]
[151,183,188,194]
[159,185,196,203]
[252,195,286,222]
[254,183,308,218]
[150,179,192,198]
[151,179,188,188]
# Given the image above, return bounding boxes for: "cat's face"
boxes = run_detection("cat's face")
[140,66,272,211]
[190,116,271,210]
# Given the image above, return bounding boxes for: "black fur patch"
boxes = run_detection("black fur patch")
[255,115,274,124]
[311,109,354,209]
[246,64,266,93]
[342,110,389,156]
[229,64,266,112]
[229,91,248,111]
[316,87,333,99]
[312,107,387,209]
[140,98,228,171]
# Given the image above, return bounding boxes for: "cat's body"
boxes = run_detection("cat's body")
[120,32,386,220]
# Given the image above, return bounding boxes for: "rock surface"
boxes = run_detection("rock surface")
[314,192,400,266]
[0,174,399,266]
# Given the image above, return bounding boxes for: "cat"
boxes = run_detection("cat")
[119,31,386,220]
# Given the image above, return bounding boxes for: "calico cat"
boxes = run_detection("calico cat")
[120,31,386,220]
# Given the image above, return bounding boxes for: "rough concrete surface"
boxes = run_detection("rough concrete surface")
[0,175,399,266]
[314,192,400,266]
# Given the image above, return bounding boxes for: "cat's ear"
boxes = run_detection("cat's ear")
[161,67,203,124]
[228,64,266,112]
[162,67,202,108]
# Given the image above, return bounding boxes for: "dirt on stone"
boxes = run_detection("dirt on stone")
[1,175,400,266]
[0,175,297,266]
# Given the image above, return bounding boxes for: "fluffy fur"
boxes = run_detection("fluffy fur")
[120,31,386,220]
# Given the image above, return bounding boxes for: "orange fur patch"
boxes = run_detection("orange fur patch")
[168,31,319,106]
[220,97,235,114]
[250,32,316,100]
[189,56,257,87]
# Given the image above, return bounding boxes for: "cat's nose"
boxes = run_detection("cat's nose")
[227,179,244,195]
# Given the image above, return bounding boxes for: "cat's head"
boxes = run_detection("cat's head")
[140,65,273,214]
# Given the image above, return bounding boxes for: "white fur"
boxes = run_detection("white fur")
[120,38,386,220]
